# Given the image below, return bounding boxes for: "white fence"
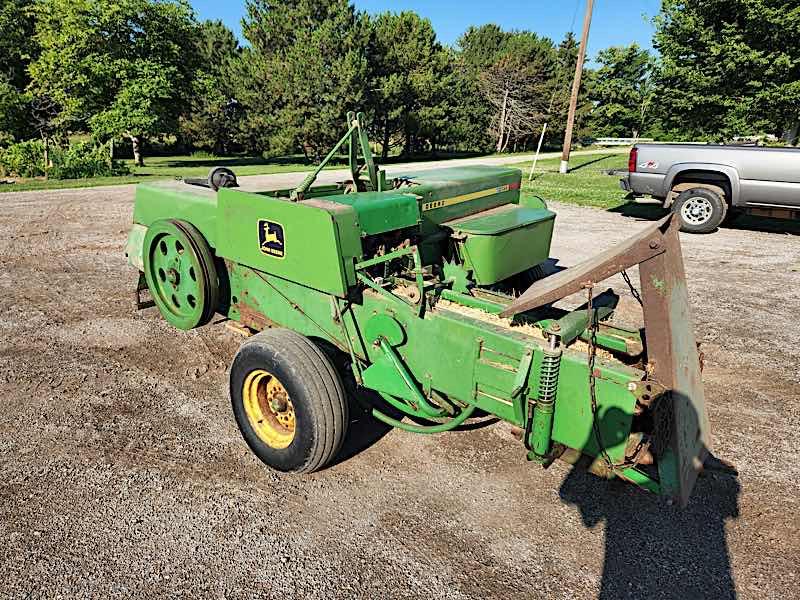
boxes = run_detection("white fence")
[595,137,654,146]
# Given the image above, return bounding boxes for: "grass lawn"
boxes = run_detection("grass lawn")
[1,148,545,194]
[516,153,631,209]
[0,155,326,193]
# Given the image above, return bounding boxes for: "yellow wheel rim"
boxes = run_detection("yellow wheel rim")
[242,369,296,449]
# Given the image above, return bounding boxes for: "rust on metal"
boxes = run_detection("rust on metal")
[499,213,709,506]
[499,215,673,317]
[238,300,272,331]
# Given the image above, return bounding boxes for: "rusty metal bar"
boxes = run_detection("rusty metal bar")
[499,215,672,318]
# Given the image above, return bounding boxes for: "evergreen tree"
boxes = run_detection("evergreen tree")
[654,0,800,141]
[181,20,243,154]
[238,0,369,160]
[366,11,450,158]
[588,44,655,138]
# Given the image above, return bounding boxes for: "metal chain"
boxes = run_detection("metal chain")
[621,270,643,307]
[585,283,647,472]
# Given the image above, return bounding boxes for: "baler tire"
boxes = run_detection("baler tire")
[490,263,547,297]
[230,329,349,474]
[143,219,219,330]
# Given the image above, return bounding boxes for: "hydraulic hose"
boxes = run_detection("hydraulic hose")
[371,400,476,434]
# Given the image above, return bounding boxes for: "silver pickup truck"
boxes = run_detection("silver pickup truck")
[620,143,800,232]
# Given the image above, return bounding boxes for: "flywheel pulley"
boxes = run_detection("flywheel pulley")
[143,219,219,330]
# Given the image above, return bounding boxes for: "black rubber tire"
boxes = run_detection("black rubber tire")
[672,187,727,234]
[230,328,348,473]
[487,263,547,297]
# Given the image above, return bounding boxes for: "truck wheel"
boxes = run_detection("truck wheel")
[230,329,349,473]
[143,219,219,330]
[672,188,727,233]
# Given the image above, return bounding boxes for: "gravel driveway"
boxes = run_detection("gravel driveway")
[0,171,798,599]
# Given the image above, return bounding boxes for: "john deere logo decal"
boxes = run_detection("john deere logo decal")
[258,220,285,258]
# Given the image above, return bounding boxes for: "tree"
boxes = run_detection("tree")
[476,31,559,152]
[543,32,593,148]
[0,0,36,144]
[654,0,800,141]
[588,44,655,138]
[238,0,369,161]
[366,11,451,158]
[29,0,199,165]
[181,20,243,154]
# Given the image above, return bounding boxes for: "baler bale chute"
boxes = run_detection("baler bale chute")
[125,112,710,506]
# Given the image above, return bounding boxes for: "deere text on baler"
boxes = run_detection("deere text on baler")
[126,113,710,506]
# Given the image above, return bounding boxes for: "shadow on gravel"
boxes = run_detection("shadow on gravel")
[332,396,395,467]
[610,201,800,236]
[560,466,740,599]
[560,450,740,599]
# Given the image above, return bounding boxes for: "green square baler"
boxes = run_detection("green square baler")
[125,113,710,505]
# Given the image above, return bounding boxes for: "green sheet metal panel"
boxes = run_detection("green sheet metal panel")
[216,188,362,297]
[449,204,555,234]
[132,182,219,246]
[448,204,556,285]
[326,191,421,235]
[393,165,523,230]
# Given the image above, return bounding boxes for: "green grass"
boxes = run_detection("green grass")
[516,153,630,209]
[0,155,324,193]
[0,147,629,194]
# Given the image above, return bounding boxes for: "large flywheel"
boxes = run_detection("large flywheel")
[143,219,219,330]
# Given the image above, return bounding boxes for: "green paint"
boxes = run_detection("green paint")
[453,205,555,285]
[651,276,667,294]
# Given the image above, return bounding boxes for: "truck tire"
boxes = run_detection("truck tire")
[672,187,727,233]
[230,328,348,473]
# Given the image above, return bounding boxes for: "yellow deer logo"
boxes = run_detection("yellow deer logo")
[258,220,285,258]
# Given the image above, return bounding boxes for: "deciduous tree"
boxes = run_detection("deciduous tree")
[29,0,199,165]
[0,0,36,144]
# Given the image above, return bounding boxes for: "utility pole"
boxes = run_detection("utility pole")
[560,0,594,174]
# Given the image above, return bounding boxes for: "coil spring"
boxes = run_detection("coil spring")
[538,349,562,406]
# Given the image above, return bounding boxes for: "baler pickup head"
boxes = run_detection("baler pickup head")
[503,214,710,506]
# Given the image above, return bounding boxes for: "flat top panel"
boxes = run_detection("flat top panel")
[393,165,521,186]
[445,204,555,235]
[321,191,421,235]
[133,184,219,246]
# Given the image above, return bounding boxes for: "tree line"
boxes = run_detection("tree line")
[1,0,798,169]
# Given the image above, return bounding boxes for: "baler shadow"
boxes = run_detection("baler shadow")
[559,464,739,599]
[559,402,740,599]
[326,381,402,468]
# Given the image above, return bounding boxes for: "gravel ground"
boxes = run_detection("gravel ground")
[0,168,798,599]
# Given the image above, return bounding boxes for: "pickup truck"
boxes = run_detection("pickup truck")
[620,143,800,233]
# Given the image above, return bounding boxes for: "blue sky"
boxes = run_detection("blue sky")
[191,0,660,58]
